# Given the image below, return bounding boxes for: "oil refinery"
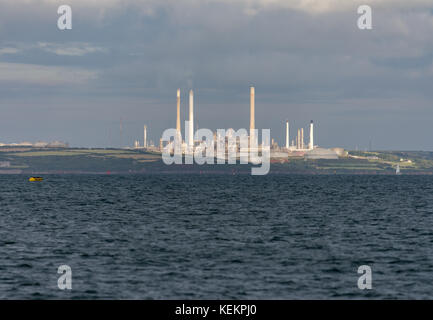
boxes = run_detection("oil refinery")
[133,86,346,161]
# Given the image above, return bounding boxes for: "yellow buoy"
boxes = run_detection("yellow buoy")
[29,177,43,182]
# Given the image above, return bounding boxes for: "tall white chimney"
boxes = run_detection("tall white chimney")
[285,120,289,149]
[250,87,255,131]
[250,87,255,146]
[188,90,194,147]
[176,89,181,134]
[301,128,304,149]
[143,125,147,148]
[309,120,314,150]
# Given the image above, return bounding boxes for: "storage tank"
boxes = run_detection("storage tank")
[305,148,338,159]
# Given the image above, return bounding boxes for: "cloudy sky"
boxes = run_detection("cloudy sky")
[0,0,432,150]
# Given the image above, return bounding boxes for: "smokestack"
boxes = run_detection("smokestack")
[250,86,255,142]
[297,129,300,149]
[250,87,255,131]
[176,89,181,134]
[301,128,304,149]
[188,90,194,147]
[285,120,289,149]
[249,86,256,148]
[309,120,314,150]
[143,125,147,148]
[119,117,122,148]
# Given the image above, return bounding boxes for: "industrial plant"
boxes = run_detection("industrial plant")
[132,86,345,161]
[0,141,69,148]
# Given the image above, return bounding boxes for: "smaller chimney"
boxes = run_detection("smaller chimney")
[188,90,194,147]
[301,128,304,149]
[309,120,314,150]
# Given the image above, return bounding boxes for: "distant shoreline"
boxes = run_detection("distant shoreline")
[1,147,433,175]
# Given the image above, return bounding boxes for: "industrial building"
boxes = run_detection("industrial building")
[284,120,315,152]
[0,141,69,148]
[305,148,338,159]
[151,86,345,160]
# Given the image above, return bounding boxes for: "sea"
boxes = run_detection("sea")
[0,174,432,299]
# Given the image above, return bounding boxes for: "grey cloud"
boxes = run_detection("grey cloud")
[0,47,21,55]
[36,42,108,56]
[0,0,433,150]
[0,62,98,85]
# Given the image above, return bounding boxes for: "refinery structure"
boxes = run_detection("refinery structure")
[0,85,345,161]
[0,141,69,148]
[133,86,345,160]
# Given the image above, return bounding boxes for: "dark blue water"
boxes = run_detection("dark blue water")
[1,174,433,299]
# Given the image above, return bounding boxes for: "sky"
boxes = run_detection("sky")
[0,0,433,150]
